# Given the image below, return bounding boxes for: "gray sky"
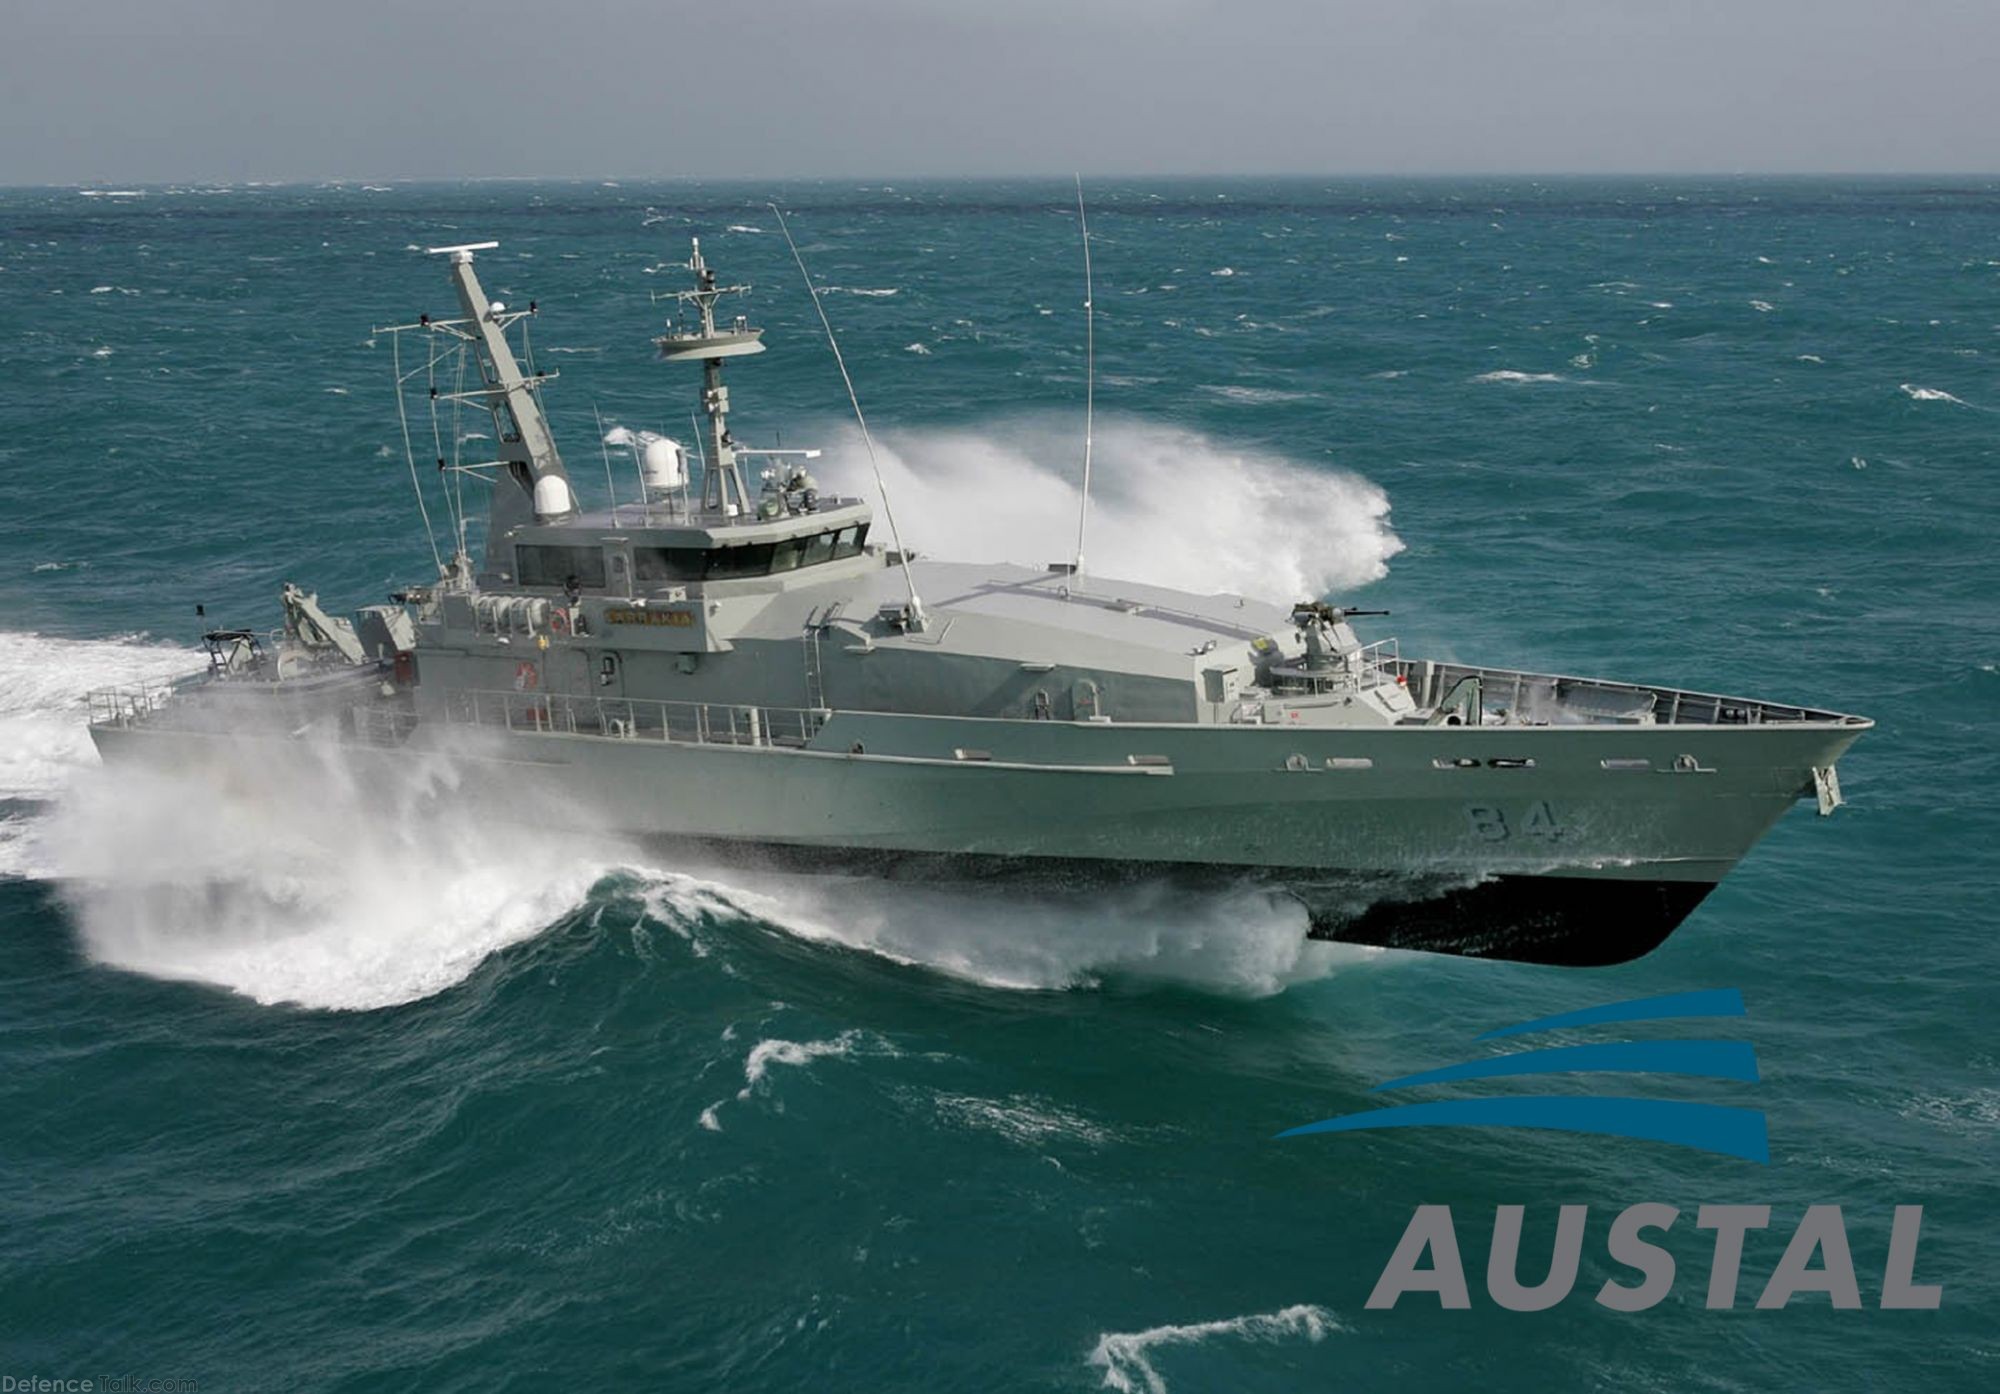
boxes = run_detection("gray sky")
[4,0,1997,183]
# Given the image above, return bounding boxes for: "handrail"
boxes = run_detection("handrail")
[441,688,828,749]
[1269,636,1402,697]
[1392,658,1864,728]
[85,678,191,728]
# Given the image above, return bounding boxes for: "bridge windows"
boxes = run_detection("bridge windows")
[631,523,871,584]
[516,544,607,589]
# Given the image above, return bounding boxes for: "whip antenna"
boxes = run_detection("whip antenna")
[769,203,926,628]
[1070,174,1096,586]
[591,402,620,522]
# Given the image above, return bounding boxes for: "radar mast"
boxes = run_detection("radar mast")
[656,239,768,519]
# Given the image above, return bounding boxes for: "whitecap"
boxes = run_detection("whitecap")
[700,1029,899,1130]
[1473,370,1564,385]
[1901,383,1968,405]
[1899,1089,2000,1132]
[1089,1304,1343,1393]
[1199,384,1315,405]
[929,1092,1116,1149]
[904,342,932,355]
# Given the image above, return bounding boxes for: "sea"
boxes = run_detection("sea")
[1,178,1995,1391]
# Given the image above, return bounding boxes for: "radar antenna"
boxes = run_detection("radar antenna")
[769,203,926,630]
[1070,175,1097,588]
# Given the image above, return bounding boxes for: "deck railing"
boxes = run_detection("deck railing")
[442,689,829,749]
[1390,659,1861,727]
[86,679,186,728]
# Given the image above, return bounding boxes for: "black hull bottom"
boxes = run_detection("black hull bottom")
[639,836,1716,969]
[1300,874,1716,967]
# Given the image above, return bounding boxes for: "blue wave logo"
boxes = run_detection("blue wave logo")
[1278,988,1769,1163]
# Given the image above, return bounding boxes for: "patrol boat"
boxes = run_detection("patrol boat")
[86,237,1871,966]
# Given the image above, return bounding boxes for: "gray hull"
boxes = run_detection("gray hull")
[89,704,1862,966]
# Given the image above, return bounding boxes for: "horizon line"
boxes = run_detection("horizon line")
[9,170,2000,193]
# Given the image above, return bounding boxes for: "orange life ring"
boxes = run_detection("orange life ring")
[514,661,540,692]
[549,608,570,637]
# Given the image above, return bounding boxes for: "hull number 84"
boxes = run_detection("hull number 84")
[1466,802,1564,842]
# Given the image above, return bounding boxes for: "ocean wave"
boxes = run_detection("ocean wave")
[1199,384,1316,405]
[1473,370,1565,385]
[0,632,200,821]
[0,634,639,1008]
[41,742,627,1011]
[709,864,1374,996]
[1898,1088,2000,1132]
[700,1029,899,1131]
[926,1091,1118,1149]
[1089,1304,1343,1394]
[1900,383,1970,405]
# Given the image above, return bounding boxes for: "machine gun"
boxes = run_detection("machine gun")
[1290,601,1390,630]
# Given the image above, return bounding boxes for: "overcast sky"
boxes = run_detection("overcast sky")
[3,0,1997,183]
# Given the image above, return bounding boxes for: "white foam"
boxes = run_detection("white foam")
[904,342,932,355]
[1473,370,1565,385]
[0,628,632,1006]
[1089,1304,1343,1394]
[0,633,200,820]
[1898,1088,2000,1132]
[41,740,631,1011]
[1199,384,1316,405]
[818,416,1402,601]
[1901,383,1969,405]
[929,1091,1115,1148]
[701,1029,897,1130]
[712,868,1371,996]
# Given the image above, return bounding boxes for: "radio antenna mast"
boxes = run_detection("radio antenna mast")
[769,203,926,629]
[1070,174,1096,586]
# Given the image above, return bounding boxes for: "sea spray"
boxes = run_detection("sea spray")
[704,864,1372,996]
[0,633,202,879]
[817,416,1402,600]
[40,731,634,1011]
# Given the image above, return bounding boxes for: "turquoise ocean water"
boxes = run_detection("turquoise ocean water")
[1,178,1996,1389]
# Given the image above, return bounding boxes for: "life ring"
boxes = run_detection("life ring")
[549,608,570,637]
[514,660,540,692]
